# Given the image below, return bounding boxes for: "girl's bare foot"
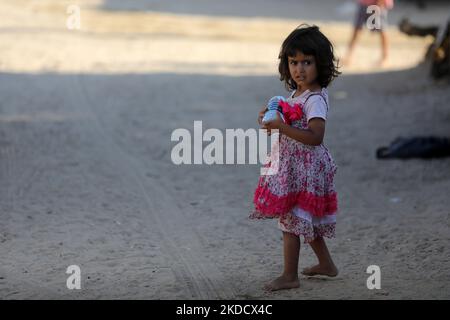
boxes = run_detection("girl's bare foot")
[342,56,351,67]
[301,264,338,277]
[377,57,389,68]
[263,275,299,291]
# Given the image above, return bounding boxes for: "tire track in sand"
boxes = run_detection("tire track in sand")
[67,74,236,299]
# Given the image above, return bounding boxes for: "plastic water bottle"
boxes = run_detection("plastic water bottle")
[262,96,285,124]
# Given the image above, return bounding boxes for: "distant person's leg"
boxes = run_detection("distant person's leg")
[344,27,362,66]
[344,3,366,66]
[378,9,389,66]
[379,30,389,66]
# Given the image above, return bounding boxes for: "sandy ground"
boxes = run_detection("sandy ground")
[0,0,449,299]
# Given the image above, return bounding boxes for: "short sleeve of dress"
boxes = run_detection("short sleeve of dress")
[304,95,328,122]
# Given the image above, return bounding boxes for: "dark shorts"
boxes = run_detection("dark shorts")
[354,4,388,32]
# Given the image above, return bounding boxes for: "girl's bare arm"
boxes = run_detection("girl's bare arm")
[279,118,325,146]
[263,112,325,146]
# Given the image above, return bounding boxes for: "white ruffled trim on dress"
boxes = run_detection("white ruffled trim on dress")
[292,206,336,225]
[278,206,337,243]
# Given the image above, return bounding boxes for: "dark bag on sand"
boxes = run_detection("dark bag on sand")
[376,136,450,159]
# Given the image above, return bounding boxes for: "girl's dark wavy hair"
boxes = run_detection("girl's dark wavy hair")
[278,24,341,90]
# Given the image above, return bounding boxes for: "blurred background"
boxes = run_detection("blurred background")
[2,0,449,74]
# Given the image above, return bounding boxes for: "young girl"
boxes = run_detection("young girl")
[250,25,341,291]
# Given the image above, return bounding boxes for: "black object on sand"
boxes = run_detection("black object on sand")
[376,136,450,159]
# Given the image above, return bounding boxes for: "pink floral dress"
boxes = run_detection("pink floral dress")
[250,88,338,243]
